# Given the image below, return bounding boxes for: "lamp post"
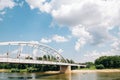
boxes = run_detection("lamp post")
[7,43,10,62]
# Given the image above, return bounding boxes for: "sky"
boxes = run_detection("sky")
[0,0,120,63]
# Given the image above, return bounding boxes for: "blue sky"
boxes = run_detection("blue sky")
[0,0,120,62]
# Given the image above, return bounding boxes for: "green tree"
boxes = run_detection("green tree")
[25,56,33,60]
[85,62,94,68]
[95,56,120,69]
[96,64,104,69]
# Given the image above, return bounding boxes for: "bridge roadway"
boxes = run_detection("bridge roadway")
[0,58,84,67]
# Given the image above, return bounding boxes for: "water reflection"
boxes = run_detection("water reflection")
[96,72,120,80]
[35,73,72,80]
[71,72,98,80]
[4,72,71,80]
[0,72,120,80]
[3,72,71,80]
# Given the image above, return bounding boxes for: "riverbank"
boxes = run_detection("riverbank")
[34,69,120,74]
[0,69,120,73]
[72,69,120,73]
[0,69,10,72]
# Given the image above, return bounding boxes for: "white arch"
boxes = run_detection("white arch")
[0,41,67,63]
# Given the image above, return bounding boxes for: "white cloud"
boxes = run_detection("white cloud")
[0,0,16,10]
[71,25,92,50]
[0,11,6,15]
[26,0,52,13]
[52,0,120,28]
[111,39,120,51]
[40,38,52,43]
[83,47,120,62]
[0,0,16,21]
[71,25,92,39]
[26,0,120,52]
[25,0,120,28]
[89,26,114,45]
[52,34,68,43]
[51,0,103,26]
[40,35,69,43]
[26,0,120,27]
[75,38,86,51]
[84,50,111,62]
[18,1,24,7]
[83,38,120,62]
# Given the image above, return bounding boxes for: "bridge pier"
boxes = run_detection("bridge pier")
[60,65,71,73]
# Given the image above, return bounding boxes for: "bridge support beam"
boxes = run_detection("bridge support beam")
[60,65,71,73]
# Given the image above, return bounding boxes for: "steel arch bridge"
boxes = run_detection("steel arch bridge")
[0,41,78,66]
[0,41,86,73]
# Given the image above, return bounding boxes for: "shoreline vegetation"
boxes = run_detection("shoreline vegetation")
[0,69,120,73]
[0,55,119,73]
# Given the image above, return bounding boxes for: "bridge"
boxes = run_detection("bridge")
[0,41,86,73]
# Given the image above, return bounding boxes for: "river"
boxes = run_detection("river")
[0,72,120,80]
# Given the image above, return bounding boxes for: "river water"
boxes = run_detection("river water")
[0,72,120,80]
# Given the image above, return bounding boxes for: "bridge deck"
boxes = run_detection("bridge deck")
[0,58,85,67]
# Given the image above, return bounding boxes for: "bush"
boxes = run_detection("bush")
[86,62,94,68]
[11,68,20,72]
[27,67,37,72]
[96,64,105,69]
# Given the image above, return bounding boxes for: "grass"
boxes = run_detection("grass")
[79,66,96,70]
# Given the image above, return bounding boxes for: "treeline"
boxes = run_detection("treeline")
[95,56,120,69]
[0,63,59,72]
[26,55,75,63]
[84,56,120,69]
[0,55,76,72]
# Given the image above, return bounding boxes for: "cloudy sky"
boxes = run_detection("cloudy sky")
[0,0,120,62]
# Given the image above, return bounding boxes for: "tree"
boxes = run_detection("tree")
[36,57,42,60]
[96,64,104,69]
[25,56,33,60]
[95,56,120,69]
[85,62,94,68]
[43,55,47,61]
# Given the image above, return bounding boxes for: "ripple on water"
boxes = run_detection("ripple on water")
[0,72,120,80]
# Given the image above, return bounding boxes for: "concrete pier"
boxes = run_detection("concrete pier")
[60,65,71,73]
